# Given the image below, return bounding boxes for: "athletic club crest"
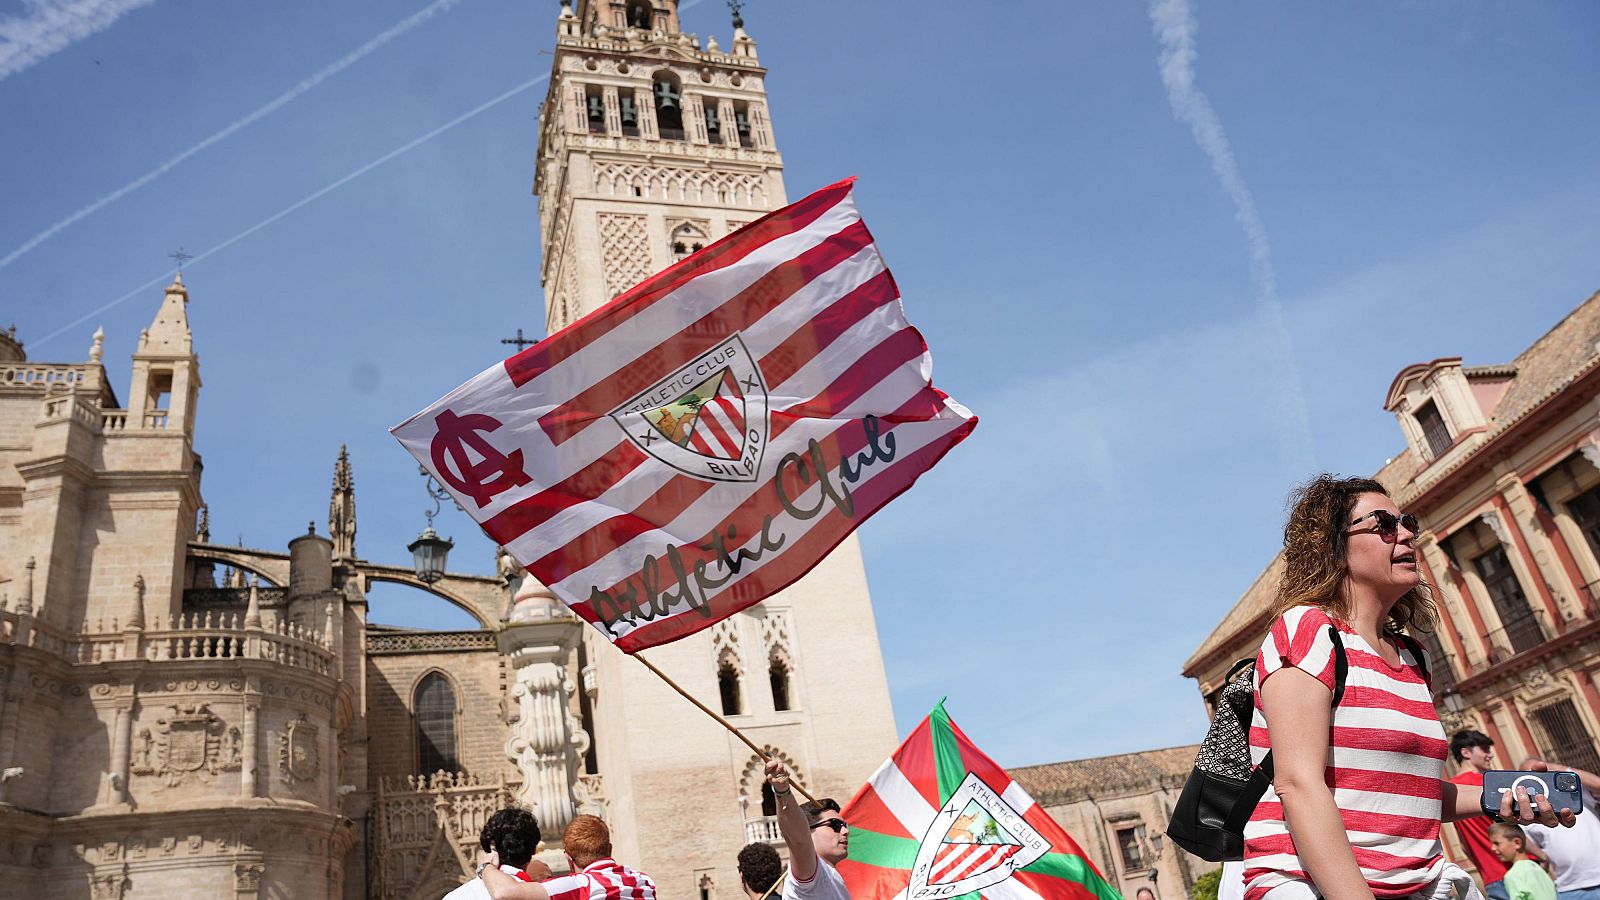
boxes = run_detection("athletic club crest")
[609,334,769,483]
[908,773,1051,899]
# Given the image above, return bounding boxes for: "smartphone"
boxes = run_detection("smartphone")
[1480,770,1586,818]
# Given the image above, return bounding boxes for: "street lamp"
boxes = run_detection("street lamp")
[409,465,456,584]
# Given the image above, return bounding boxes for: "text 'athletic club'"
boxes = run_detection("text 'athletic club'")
[392,178,978,653]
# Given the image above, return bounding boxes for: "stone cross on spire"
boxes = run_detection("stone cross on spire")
[329,445,357,559]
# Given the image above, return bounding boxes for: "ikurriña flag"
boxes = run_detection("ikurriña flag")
[840,702,1122,900]
[390,177,977,653]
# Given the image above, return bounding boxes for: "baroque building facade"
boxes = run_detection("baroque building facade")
[1184,290,1600,880]
[0,3,898,897]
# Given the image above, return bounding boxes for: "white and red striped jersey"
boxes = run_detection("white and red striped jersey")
[1244,606,1445,900]
[392,178,976,653]
[544,858,657,900]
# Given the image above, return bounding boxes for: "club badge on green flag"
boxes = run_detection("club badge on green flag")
[839,702,1123,900]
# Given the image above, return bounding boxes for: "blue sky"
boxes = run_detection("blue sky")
[4,0,1600,767]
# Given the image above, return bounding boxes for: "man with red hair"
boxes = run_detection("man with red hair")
[478,814,657,900]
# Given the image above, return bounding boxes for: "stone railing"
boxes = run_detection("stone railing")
[0,608,333,676]
[1,363,92,390]
[743,815,782,844]
[40,393,101,430]
[183,587,290,608]
[366,630,495,655]
[95,407,171,432]
[371,772,520,900]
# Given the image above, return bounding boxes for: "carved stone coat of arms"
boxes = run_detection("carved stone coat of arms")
[131,704,241,787]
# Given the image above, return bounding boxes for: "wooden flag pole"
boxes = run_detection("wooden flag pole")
[632,651,817,803]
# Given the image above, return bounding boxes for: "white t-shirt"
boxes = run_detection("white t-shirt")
[1525,787,1600,892]
[782,860,849,900]
[443,864,534,900]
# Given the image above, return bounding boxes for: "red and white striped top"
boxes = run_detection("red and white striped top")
[544,858,657,900]
[1243,606,1446,900]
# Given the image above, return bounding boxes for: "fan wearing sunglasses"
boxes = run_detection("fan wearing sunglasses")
[765,757,852,900]
[1243,476,1576,900]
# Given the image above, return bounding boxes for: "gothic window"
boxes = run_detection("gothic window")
[415,672,459,775]
[1531,699,1600,775]
[670,222,707,262]
[769,656,791,712]
[705,101,722,144]
[1473,547,1543,657]
[1415,400,1452,459]
[718,658,743,716]
[585,85,606,134]
[732,101,754,148]
[653,73,684,141]
[626,0,652,29]
[619,93,640,137]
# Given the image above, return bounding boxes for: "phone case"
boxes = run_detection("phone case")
[1479,770,1585,818]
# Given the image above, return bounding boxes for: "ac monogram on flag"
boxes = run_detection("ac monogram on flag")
[391,178,977,652]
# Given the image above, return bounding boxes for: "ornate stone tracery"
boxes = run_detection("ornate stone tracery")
[597,212,654,299]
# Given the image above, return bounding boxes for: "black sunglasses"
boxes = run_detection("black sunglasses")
[1348,509,1420,540]
[810,818,848,833]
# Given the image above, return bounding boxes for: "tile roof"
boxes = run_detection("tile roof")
[1008,745,1198,806]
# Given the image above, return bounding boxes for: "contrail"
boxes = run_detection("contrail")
[29,72,549,349]
[29,0,717,349]
[1,0,156,82]
[1148,0,1316,473]
[1,0,467,271]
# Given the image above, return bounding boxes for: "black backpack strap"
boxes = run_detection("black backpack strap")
[1395,632,1430,685]
[1329,626,1348,707]
[1254,625,1349,784]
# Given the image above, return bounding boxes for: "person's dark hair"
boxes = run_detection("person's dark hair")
[1450,729,1494,763]
[800,797,841,826]
[1135,889,1157,900]
[1272,474,1437,632]
[738,842,783,894]
[480,807,541,869]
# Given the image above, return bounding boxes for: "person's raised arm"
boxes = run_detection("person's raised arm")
[478,850,552,900]
[767,758,818,883]
[1260,666,1374,900]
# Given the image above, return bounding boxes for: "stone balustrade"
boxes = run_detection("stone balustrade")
[40,393,101,429]
[0,362,92,389]
[0,606,334,676]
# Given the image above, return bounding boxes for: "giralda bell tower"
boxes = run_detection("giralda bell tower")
[532,2,898,896]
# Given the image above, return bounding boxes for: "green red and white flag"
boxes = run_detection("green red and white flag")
[840,702,1122,900]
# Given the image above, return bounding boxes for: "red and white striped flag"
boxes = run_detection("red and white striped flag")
[391,178,977,652]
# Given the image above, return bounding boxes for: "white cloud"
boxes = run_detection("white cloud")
[0,0,156,83]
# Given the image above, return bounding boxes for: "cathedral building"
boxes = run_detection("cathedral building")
[0,3,898,897]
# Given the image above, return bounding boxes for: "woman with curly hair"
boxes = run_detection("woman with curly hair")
[1244,475,1575,900]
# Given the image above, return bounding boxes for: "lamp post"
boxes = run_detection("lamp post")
[408,465,455,584]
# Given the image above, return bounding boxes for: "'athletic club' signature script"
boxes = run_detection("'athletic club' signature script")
[586,415,898,637]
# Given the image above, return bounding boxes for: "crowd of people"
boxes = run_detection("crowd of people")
[447,755,846,900]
